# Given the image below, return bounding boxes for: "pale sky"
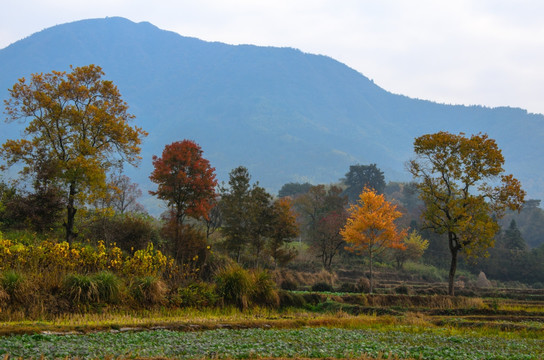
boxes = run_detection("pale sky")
[1,0,544,115]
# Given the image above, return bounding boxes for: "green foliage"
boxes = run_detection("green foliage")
[175,282,218,308]
[342,163,386,203]
[214,264,252,310]
[250,269,279,308]
[278,290,307,308]
[93,271,121,304]
[0,270,25,302]
[1,326,543,359]
[278,182,312,198]
[403,262,447,282]
[62,274,99,304]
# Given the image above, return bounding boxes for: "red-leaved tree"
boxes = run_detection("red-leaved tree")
[150,140,217,224]
[150,140,217,267]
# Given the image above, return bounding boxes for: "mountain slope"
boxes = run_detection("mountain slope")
[0,17,542,212]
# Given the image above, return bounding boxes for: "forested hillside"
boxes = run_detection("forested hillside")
[1,17,543,207]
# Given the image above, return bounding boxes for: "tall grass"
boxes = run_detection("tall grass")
[215,264,252,310]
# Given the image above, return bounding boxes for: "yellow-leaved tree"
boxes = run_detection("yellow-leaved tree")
[409,132,525,295]
[2,65,147,242]
[341,187,407,293]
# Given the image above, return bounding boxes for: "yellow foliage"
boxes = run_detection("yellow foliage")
[0,235,174,279]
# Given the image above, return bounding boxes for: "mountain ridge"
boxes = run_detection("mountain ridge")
[1,17,542,212]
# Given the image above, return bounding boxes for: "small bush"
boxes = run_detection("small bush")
[176,282,218,308]
[394,284,414,295]
[278,290,307,308]
[338,282,358,293]
[0,270,25,303]
[312,282,334,292]
[356,277,371,293]
[130,276,167,306]
[251,269,279,308]
[302,292,326,305]
[63,273,99,304]
[215,264,252,310]
[280,279,298,291]
[92,271,121,304]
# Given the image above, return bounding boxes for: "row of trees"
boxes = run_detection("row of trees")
[0,65,532,296]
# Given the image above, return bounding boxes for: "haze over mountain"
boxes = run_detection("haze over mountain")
[1,17,543,212]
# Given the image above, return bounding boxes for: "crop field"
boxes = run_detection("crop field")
[1,289,543,359]
[0,326,543,360]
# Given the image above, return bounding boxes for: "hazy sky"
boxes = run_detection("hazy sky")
[2,0,544,114]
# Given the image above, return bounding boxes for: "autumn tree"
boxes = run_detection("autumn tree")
[315,209,348,271]
[149,140,217,265]
[392,230,429,270]
[108,172,144,214]
[409,132,525,295]
[268,197,299,268]
[1,65,147,241]
[342,164,386,203]
[341,187,406,293]
[294,184,348,269]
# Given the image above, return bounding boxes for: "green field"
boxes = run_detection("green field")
[1,326,542,360]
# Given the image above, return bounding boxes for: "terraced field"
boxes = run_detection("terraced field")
[1,290,543,360]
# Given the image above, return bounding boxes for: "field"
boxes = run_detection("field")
[1,290,543,360]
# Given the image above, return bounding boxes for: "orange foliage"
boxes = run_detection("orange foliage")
[341,187,406,292]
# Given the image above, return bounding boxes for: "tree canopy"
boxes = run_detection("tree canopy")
[1,64,147,241]
[341,187,406,293]
[149,140,217,225]
[408,131,525,295]
[342,164,385,203]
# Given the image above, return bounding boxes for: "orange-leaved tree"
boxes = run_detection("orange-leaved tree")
[2,65,147,242]
[341,187,406,293]
[149,140,217,265]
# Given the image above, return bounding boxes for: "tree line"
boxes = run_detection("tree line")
[1,65,542,297]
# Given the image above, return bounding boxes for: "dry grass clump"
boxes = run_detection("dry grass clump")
[129,276,168,306]
[274,269,338,290]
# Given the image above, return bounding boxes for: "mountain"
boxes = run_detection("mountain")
[1,17,543,213]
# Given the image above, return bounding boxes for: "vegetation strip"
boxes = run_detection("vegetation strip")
[1,327,542,360]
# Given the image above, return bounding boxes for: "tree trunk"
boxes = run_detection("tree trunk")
[64,182,77,243]
[369,249,374,294]
[448,244,458,296]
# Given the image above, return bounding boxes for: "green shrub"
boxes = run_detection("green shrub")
[215,265,252,310]
[251,269,279,308]
[404,262,447,282]
[130,276,167,306]
[311,282,333,292]
[176,282,218,308]
[63,273,99,304]
[278,290,306,308]
[92,271,121,304]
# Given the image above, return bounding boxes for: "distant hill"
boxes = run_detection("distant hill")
[1,17,543,213]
